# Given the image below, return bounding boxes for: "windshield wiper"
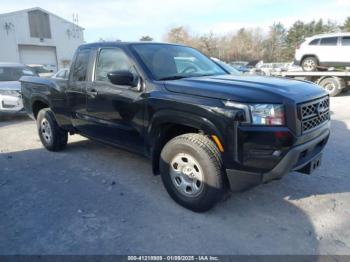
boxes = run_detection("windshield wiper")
[158,75,188,81]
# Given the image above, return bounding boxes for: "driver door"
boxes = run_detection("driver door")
[84,47,145,153]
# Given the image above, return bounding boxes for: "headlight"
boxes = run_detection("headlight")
[0,90,20,96]
[249,104,285,125]
[224,101,285,125]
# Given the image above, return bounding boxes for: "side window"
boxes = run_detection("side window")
[95,48,133,82]
[72,49,90,81]
[309,38,320,45]
[320,37,338,46]
[341,36,350,46]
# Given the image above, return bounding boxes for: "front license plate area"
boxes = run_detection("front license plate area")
[297,154,322,175]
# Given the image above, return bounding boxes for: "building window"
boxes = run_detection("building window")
[28,10,52,39]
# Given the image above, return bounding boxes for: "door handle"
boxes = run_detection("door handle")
[87,88,98,97]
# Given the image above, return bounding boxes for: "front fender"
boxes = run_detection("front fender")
[148,109,224,143]
[30,94,50,108]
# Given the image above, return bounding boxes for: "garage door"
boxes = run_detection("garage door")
[19,45,58,72]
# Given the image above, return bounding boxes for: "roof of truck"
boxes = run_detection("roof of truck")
[79,41,185,49]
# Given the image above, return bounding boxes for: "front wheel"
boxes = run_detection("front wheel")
[160,134,225,212]
[302,57,318,72]
[37,108,68,151]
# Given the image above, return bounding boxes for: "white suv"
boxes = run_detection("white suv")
[295,33,350,71]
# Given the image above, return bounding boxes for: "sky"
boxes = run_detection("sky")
[1,0,349,43]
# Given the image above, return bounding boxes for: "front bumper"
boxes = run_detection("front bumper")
[0,94,24,114]
[226,128,330,191]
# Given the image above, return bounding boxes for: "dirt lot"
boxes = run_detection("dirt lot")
[0,93,350,255]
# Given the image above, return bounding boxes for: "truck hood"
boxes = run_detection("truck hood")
[0,81,21,91]
[164,75,327,103]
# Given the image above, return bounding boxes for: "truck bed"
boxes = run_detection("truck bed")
[20,76,68,119]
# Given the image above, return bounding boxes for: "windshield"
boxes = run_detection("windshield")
[131,44,227,80]
[0,67,36,81]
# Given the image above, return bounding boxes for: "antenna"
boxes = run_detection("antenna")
[76,13,79,38]
[72,13,79,38]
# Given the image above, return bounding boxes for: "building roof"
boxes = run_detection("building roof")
[0,7,84,30]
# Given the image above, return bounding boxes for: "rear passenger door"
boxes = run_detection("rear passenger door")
[66,48,93,131]
[318,37,339,64]
[340,36,350,64]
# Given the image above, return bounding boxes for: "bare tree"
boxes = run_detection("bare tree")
[264,22,287,62]
[163,26,191,44]
[164,17,346,63]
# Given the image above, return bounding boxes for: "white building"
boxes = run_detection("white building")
[0,7,84,71]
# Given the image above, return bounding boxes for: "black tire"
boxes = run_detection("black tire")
[319,77,344,97]
[301,56,318,72]
[342,85,350,94]
[37,108,68,151]
[159,133,224,212]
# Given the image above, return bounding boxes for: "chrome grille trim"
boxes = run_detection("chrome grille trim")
[299,96,330,133]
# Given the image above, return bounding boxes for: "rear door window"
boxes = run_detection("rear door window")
[341,36,350,46]
[320,37,338,46]
[72,49,90,81]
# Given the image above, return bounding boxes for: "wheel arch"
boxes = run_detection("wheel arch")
[148,110,224,175]
[301,54,320,64]
[31,95,50,119]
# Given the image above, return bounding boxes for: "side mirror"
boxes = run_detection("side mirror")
[107,70,137,87]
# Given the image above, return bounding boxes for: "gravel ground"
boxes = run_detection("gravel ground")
[0,92,350,255]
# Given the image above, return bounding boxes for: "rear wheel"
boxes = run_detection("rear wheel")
[37,108,68,151]
[159,133,224,212]
[302,56,318,72]
[319,77,345,97]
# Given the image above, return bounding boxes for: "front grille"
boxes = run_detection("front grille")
[299,96,330,133]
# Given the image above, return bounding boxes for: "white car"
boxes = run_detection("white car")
[27,64,55,77]
[295,32,350,71]
[0,63,37,114]
[51,68,69,80]
[211,57,241,75]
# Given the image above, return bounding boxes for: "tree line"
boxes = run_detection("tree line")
[140,17,350,63]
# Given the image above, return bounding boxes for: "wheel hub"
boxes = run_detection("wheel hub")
[182,166,195,178]
[40,118,52,144]
[324,83,335,92]
[303,59,316,71]
[170,153,204,197]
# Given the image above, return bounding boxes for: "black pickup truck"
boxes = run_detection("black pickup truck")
[21,42,330,211]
